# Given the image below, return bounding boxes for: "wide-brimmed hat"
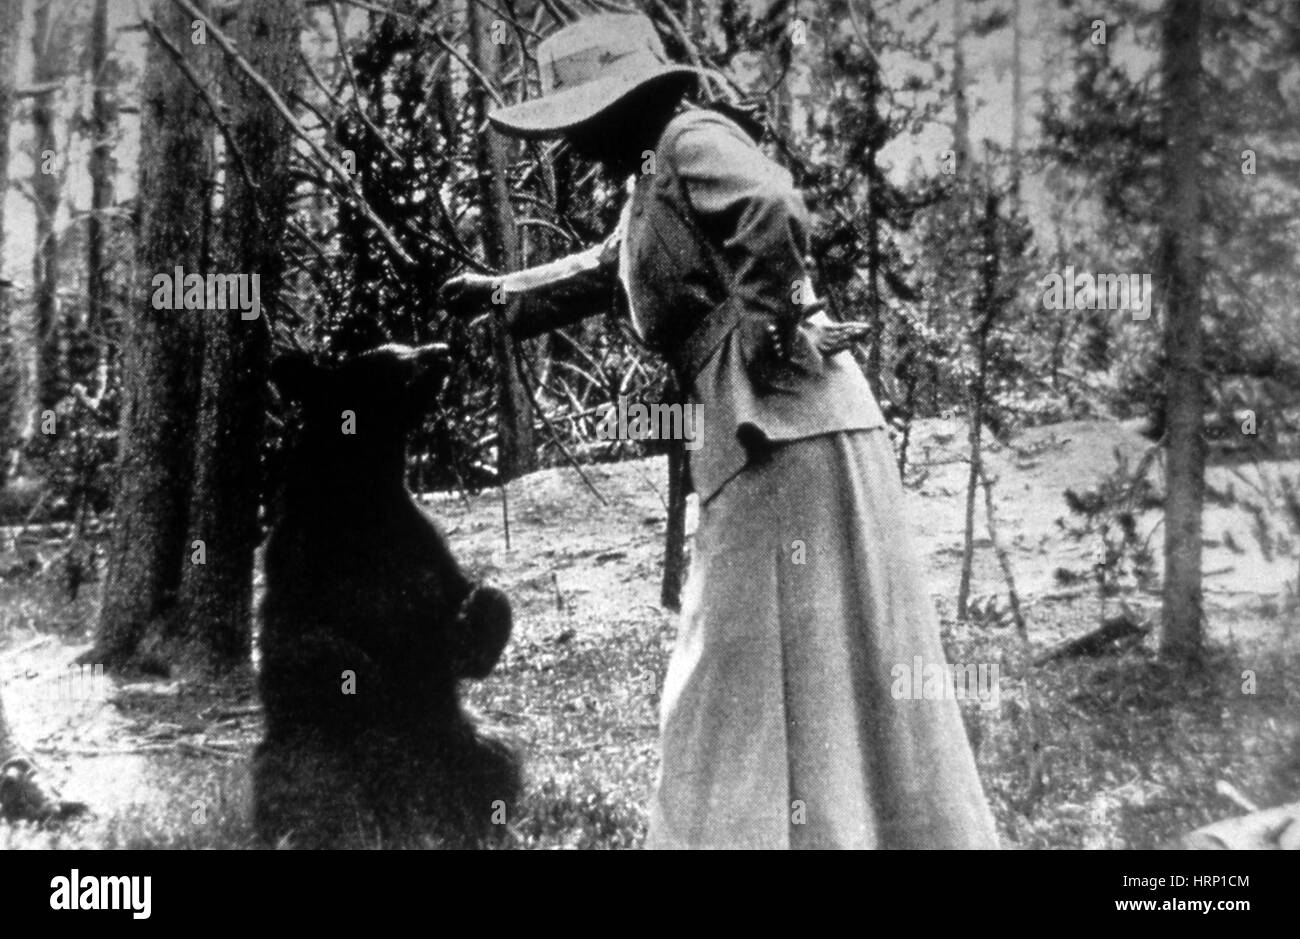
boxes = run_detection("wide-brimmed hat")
[488,13,700,139]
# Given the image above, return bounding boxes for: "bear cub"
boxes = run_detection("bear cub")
[253,343,520,848]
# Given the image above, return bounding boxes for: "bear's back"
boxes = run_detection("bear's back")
[259,487,470,737]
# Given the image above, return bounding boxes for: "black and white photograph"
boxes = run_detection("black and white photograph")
[0,0,1295,901]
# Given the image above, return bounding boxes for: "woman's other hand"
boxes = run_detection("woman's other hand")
[807,320,871,356]
[438,272,498,317]
[763,317,871,369]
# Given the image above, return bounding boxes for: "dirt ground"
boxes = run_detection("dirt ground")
[2,418,1297,849]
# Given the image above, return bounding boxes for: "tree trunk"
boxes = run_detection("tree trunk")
[951,0,971,168]
[1158,0,1205,664]
[0,0,22,479]
[31,0,62,415]
[1010,0,1023,206]
[958,193,999,620]
[93,0,209,671]
[178,0,300,670]
[762,15,793,167]
[957,384,983,620]
[0,689,12,764]
[84,0,115,399]
[865,138,884,397]
[862,3,887,399]
[466,0,536,481]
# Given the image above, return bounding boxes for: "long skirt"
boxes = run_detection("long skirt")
[646,428,999,849]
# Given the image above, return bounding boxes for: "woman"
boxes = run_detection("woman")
[442,12,998,849]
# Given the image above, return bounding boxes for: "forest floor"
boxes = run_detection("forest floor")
[1,418,1298,849]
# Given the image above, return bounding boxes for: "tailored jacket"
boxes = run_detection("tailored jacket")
[502,107,886,503]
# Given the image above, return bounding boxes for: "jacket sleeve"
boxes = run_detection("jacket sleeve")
[668,120,813,328]
[498,234,621,340]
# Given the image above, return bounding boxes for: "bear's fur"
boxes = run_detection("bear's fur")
[252,343,520,848]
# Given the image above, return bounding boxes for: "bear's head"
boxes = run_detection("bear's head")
[271,343,451,489]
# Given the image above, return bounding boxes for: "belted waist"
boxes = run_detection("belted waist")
[671,295,747,387]
[672,298,829,390]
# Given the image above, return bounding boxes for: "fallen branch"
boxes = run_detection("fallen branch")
[1035,587,1092,603]
[202,704,263,721]
[1033,612,1150,666]
[1215,780,1259,813]
[34,744,173,757]
[177,739,240,760]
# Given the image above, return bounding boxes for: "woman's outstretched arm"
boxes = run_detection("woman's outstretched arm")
[440,234,621,339]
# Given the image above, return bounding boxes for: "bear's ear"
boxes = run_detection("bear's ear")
[404,343,452,418]
[269,351,323,403]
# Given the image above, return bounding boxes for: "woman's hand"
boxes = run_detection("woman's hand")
[438,272,499,317]
[807,320,872,356]
[764,318,871,367]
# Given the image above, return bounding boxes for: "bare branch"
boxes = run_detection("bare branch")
[169,0,416,265]
[336,0,505,105]
[15,80,64,97]
[324,0,405,164]
[140,14,268,230]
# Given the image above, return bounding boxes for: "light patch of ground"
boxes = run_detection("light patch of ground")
[903,418,1296,635]
[4,637,163,815]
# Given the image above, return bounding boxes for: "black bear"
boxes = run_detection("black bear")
[253,343,520,848]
